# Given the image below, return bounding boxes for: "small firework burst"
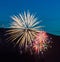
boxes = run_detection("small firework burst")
[31,31,51,54]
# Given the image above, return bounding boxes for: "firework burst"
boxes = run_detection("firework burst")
[31,31,50,54]
[5,11,51,54]
[6,12,43,49]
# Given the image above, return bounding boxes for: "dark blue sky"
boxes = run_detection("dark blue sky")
[0,0,60,35]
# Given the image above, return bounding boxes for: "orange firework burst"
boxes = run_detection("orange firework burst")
[32,31,50,54]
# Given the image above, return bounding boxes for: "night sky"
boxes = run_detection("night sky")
[0,0,60,35]
[0,1,60,62]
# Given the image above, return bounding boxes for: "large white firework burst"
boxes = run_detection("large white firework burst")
[6,12,43,49]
